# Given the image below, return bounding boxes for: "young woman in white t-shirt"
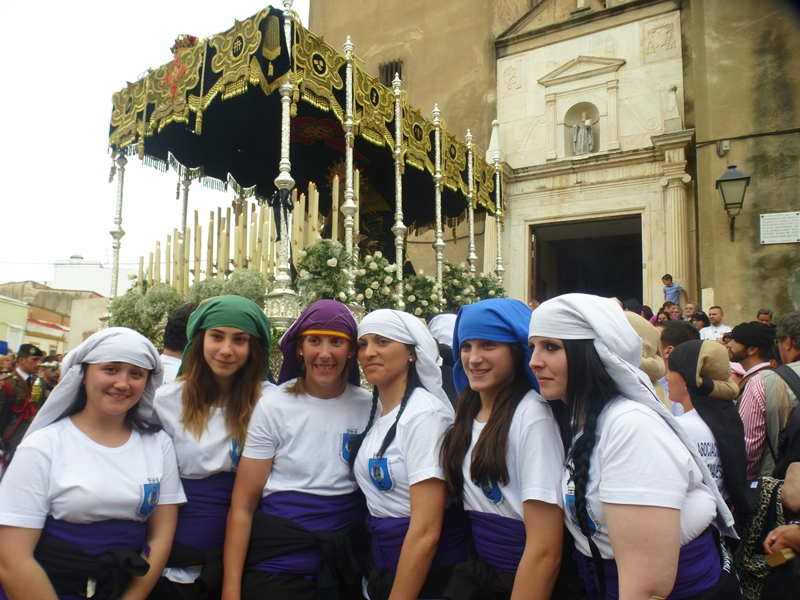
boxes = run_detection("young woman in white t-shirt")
[350,309,468,600]
[0,327,186,600]
[439,299,569,600]
[528,294,742,600]
[149,295,273,600]
[222,300,372,600]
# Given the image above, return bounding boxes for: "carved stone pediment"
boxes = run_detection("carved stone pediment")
[538,56,626,87]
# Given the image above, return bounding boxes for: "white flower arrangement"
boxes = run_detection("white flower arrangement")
[295,238,353,309]
[355,252,398,311]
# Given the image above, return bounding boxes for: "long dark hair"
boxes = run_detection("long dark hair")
[440,343,531,495]
[348,361,421,469]
[563,339,621,544]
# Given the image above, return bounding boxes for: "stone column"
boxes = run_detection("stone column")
[545,94,557,160]
[653,130,695,291]
[606,80,620,151]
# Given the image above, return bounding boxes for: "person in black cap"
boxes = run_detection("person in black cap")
[726,321,777,405]
[0,344,45,459]
[667,340,751,518]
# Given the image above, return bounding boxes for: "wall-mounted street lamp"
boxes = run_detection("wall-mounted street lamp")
[716,165,751,242]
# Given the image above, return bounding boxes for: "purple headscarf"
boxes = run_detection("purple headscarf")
[278,300,361,386]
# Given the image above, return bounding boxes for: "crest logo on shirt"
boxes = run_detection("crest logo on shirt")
[138,478,161,517]
[369,456,395,492]
[230,439,241,469]
[477,474,504,505]
[565,484,597,537]
[340,429,358,465]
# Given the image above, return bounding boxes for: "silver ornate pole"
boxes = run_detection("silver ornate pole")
[109,151,128,297]
[432,104,445,287]
[274,79,295,291]
[180,176,191,245]
[392,74,407,310]
[282,0,294,64]
[465,129,477,274]
[493,148,505,284]
[341,36,357,298]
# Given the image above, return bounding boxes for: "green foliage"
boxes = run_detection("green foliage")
[223,269,269,308]
[107,284,184,348]
[402,272,443,319]
[296,238,353,308]
[440,262,478,311]
[354,251,399,312]
[187,278,225,304]
[473,272,506,301]
[107,290,143,331]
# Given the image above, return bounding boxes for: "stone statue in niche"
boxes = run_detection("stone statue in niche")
[573,111,595,155]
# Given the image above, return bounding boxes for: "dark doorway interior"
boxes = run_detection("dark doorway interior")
[530,216,642,303]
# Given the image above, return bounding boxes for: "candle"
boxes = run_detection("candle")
[354,169,360,237]
[137,256,144,294]
[249,207,257,269]
[207,212,214,281]
[195,224,202,282]
[216,216,225,280]
[166,235,172,286]
[268,206,276,275]
[173,228,180,291]
[184,226,191,294]
[331,175,339,243]
[148,252,154,288]
[155,242,161,283]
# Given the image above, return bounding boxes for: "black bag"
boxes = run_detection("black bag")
[761,548,800,600]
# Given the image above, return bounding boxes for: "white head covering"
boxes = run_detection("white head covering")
[528,294,736,537]
[24,328,163,439]
[358,309,453,414]
[428,313,457,348]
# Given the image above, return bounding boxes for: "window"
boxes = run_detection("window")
[379,60,403,87]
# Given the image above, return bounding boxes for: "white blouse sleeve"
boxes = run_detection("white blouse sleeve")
[0,443,53,528]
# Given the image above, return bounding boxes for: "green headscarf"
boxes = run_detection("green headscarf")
[177,295,272,380]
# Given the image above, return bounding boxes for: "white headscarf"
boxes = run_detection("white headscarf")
[24,328,163,439]
[428,313,457,348]
[528,294,736,537]
[358,309,453,414]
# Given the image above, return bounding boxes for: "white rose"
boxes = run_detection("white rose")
[453,279,460,286]
[432,307,439,314]
[405,283,413,292]
[371,281,380,289]
[414,308,422,316]
[298,249,307,258]
[392,294,400,301]
[338,292,347,300]
[369,262,379,271]
[408,295,416,302]
[374,251,383,259]
[427,276,435,283]
[365,288,373,298]
[356,294,364,302]
[418,269,425,275]
[327,258,338,267]
[477,282,483,288]
[365,255,372,261]
[384,276,392,285]
[463,288,470,296]
[381,286,391,295]
[455,295,461,301]
[358,269,366,276]
[430,294,437,301]
[299,269,309,278]
[421,300,428,306]
[488,290,496,296]
[443,265,450,273]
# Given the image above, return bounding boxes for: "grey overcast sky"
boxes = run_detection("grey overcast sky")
[0,0,310,287]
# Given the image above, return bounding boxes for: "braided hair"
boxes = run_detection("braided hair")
[563,340,620,567]
[348,362,421,469]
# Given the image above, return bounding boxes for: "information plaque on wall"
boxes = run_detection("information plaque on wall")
[760,212,800,245]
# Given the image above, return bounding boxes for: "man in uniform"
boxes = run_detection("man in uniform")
[0,344,45,460]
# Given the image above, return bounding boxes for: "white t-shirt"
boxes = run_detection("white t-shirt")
[677,409,725,499]
[563,398,717,559]
[354,387,453,519]
[700,324,732,341]
[243,381,373,497]
[0,418,185,528]
[462,391,564,520]
[154,380,274,478]
[159,355,182,386]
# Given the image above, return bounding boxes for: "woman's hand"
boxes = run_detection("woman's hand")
[764,523,800,554]
[121,504,178,600]
[605,503,681,600]
[0,526,58,600]
[221,457,273,600]
[387,478,446,600]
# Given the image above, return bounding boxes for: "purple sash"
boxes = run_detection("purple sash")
[254,490,365,574]
[175,472,236,550]
[574,528,721,600]
[468,511,526,573]
[365,507,470,573]
[0,518,146,600]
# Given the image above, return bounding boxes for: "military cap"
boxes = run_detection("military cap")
[18,344,45,358]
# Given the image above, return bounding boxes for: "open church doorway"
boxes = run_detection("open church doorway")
[529,216,642,303]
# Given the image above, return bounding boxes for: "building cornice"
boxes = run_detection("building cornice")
[507,147,659,184]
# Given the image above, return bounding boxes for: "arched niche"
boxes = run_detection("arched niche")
[564,102,600,157]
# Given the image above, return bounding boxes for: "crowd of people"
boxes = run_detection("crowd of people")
[0,286,797,600]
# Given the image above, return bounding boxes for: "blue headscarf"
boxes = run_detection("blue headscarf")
[452,298,539,394]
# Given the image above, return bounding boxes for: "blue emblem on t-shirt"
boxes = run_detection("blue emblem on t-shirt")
[478,475,503,505]
[566,491,597,537]
[369,456,394,492]
[139,479,161,517]
[230,439,241,469]
[341,431,358,464]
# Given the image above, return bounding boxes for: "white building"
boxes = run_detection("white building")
[53,256,137,297]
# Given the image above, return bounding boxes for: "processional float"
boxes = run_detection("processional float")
[107,1,504,324]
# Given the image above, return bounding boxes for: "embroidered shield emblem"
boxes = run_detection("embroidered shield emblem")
[368,456,394,492]
[230,439,241,468]
[478,475,503,505]
[341,432,358,464]
[139,481,161,517]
